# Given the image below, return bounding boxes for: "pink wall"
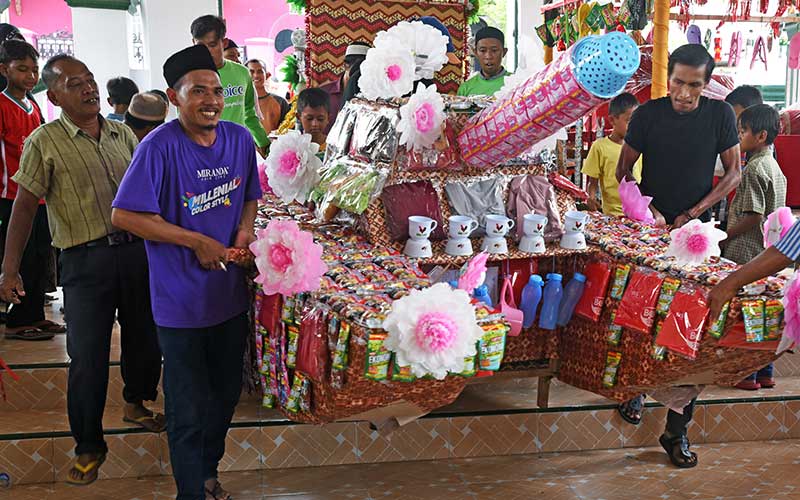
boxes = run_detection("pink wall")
[9,0,73,37]
[223,0,295,42]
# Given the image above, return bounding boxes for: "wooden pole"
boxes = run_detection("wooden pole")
[652,0,670,98]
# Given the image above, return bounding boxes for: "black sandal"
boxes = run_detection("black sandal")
[617,395,645,425]
[205,480,233,500]
[659,433,698,469]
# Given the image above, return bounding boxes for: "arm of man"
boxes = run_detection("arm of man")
[111,209,226,270]
[243,74,270,156]
[585,176,601,212]
[723,212,761,244]
[673,145,741,228]
[615,142,641,183]
[234,200,257,248]
[0,188,39,303]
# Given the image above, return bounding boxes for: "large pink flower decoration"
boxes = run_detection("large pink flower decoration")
[618,178,654,223]
[257,161,273,196]
[383,283,484,379]
[665,219,727,267]
[249,219,327,296]
[779,271,800,354]
[359,45,415,100]
[397,84,446,151]
[457,251,489,292]
[763,207,796,248]
[264,131,322,204]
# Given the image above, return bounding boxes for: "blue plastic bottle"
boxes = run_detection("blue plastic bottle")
[520,275,544,329]
[557,273,587,327]
[473,284,493,308]
[448,280,459,289]
[538,274,563,330]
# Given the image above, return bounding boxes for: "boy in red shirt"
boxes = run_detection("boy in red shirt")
[0,40,60,340]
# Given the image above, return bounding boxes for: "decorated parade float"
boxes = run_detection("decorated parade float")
[225,14,798,427]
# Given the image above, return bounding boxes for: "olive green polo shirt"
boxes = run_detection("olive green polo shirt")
[13,113,138,249]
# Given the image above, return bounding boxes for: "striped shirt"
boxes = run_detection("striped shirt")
[12,113,138,249]
[774,220,800,262]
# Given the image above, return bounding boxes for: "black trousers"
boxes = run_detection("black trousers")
[666,398,697,437]
[60,240,162,455]
[0,200,49,327]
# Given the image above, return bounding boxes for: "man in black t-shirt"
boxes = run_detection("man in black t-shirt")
[617,44,741,228]
[615,44,741,470]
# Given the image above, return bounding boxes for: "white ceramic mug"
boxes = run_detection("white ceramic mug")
[523,213,548,236]
[564,210,589,233]
[485,214,515,237]
[448,215,479,238]
[408,216,438,240]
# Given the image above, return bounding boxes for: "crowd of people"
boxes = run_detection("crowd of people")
[0,10,796,500]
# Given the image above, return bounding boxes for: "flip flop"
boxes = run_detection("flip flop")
[34,321,66,334]
[123,413,166,433]
[617,395,645,425]
[5,327,55,341]
[66,453,106,486]
[206,480,233,500]
[659,434,698,469]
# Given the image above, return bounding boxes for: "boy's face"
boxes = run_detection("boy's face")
[609,107,636,137]
[300,105,329,141]
[738,123,766,153]
[0,56,39,93]
[475,38,506,78]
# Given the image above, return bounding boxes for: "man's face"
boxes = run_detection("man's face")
[1,56,39,93]
[224,47,241,63]
[47,59,100,118]
[247,61,266,86]
[300,105,329,138]
[476,38,506,77]
[193,32,225,69]
[168,70,224,131]
[668,63,708,114]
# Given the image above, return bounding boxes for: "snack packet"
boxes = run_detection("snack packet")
[332,321,351,370]
[655,286,709,360]
[285,373,305,413]
[614,269,664,334]
[765,299,784,341]
[364,332,391,381]
[602,351,622,388]
[479,325,507,371]
[742,299,765,343]
[652,320,667,360]
[656,278,681,317]
[459,354,477,378]
[607,309,623,346]
[609,264,632,300]
[281,295,296,324]
[286,326,300,369]
[575,260,612,321]
[392,357,417,382]
[707,301,729,339]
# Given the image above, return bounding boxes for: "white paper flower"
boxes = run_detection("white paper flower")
[265,130,322,204]
[359,45,416,100]
[382,283,484,379]
[397,84,446,151]
[374,21,449,80]
[665,219,727,267]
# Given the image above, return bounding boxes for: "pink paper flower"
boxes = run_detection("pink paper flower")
[257,161,273,195]
[264,130,322,204]
[665,219,727,267]
[779,271,800,354]
[383,283,484,379]
[398,84,446,151]
[618,178,654,223]
[763,207,796,248]
[359,45,415,100]
[249,219,327,296]
[457,251,489,292]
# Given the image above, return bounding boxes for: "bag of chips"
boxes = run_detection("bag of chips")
[614,268,664,334]
[575,260,612,321]
[655,286,709,360]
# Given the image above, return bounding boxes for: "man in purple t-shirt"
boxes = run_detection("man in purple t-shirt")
[111,45,261,500]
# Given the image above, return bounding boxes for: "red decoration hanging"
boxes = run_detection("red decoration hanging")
[728,0,739,21]
[739,0,752,20]
[751,36,768,71]
[759,0,769,14]
[772,1,788,38]
[714,35,722,62]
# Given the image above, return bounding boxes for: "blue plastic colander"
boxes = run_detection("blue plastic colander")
[571,32,641,99]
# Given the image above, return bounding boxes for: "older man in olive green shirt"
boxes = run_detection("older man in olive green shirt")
[0,55,163,486]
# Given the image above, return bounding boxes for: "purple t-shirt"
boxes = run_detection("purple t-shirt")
[113,120,262,328]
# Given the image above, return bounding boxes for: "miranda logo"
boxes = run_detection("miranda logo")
[197,166,230,181]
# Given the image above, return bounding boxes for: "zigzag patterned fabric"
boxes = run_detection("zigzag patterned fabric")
[306,0,468,95]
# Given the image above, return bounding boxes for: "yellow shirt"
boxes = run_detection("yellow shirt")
[582,137,642,217]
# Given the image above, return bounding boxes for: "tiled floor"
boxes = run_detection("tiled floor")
[7,439,800,499]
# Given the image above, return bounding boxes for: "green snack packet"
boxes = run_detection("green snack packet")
[607,310,623,346]
[765,299,783,341]
[586,2,605,29]
[459,354,477,378]
[285,373,305,413]
[392,357,417,382]
[652,321,667,360]
[286,326,299,368]
[610,264,631,300]
[617,0,632,27]
[332,322,351,370]
[535,24,551,44]
[262,392,275,408]
[707,301,729,339]
[365,332,391,381]
[547,17,562,39]
[478,325,507,371]
[281,296,295,324]
[602,351,622,388]
[742,299,765,343]
[601,2,618,28]
[656,278,681,316]
[299,377,312,413]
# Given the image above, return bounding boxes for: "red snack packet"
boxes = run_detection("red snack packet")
[575,260,612,321]
[655,287,709,360]
[296,307,329,383]
[613,269,664,334]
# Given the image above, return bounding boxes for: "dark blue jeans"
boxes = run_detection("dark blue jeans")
[745,363,774,382]
[158,312,249,500]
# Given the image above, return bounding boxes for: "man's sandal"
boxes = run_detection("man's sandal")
[66,454,106,486]
[123,413,166,433]
[659,434,698,469]
[206,480,233,500]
